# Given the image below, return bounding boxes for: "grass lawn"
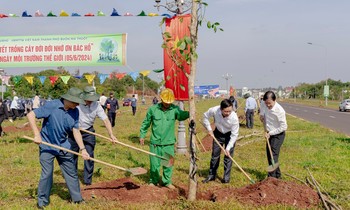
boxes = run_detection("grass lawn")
[0,98,349,209]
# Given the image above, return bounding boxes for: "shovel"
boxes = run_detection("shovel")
[263,114,280,172]
[79,129,174,167]
[199,121,255,184]
[23,135,147,176]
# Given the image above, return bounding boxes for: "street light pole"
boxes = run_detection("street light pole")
[222,73,232,97]
[307,42,328,106]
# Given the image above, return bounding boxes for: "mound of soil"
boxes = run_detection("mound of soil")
[3,123,32,133]
[81,177,320,208]
[82,178,179,204]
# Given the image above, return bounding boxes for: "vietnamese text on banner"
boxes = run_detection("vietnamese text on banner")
[0,34,127,67]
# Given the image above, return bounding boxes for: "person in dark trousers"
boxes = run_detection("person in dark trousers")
[131,94,137,116]
[69,86,117,185]
[245,93,257,129]
[104,92,119,127]
[202,99,239,184]
[26,87,89,209]
[259,90,287,178]
[0,99,9,136]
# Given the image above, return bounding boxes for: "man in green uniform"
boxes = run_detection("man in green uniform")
[139,88,189,189]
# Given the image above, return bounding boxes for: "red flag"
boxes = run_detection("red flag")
[163,15,191,100]
[49,76,59,86]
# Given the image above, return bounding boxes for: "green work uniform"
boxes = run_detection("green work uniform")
[140,103,189,186]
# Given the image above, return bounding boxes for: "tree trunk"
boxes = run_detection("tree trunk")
[187,0,199,201]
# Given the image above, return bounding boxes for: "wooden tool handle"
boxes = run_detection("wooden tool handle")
[23,135,129,172]
[79,129,168,160]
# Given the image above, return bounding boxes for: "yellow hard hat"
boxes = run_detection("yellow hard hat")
[160,88,175,104]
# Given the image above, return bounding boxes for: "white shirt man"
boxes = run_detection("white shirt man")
[259,90,287,178]
[202,99,239,184]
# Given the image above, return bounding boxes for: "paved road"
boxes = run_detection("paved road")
[279,102,350,136]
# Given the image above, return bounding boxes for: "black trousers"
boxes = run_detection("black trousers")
[108,112,116,127]
[132,106,136,116]
[246,109,255,129]
[69,127,96,185]
[0,115,5,135]
[267,131,285,178]
[208,129,235,182]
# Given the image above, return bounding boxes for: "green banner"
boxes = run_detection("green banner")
[0,34,127,67]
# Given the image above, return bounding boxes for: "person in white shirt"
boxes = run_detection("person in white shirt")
[259,90,287,179]
[10,95,19,121]
[245,94,257,129]
[99,93,108,111]
[202,99,239,184]
[68,86,117,185]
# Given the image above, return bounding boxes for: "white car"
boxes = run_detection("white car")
[339,99,350,112]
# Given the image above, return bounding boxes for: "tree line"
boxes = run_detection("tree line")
[292,79,350,101]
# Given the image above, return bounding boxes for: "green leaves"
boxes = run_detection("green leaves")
[207,21,224,33]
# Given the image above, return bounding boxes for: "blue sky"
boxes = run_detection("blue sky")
[0,0,349,89]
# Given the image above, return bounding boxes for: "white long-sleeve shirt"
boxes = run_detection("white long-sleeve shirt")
[260,101,287,136]
[203,105,239,151]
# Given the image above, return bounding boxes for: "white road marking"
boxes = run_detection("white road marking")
[303,110,308,112]
[314,112,319,115]
[329,116,335,118]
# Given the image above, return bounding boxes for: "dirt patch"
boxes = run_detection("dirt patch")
[81,177,180,204]
[3,123,32,133]
[81,177,320,208]
[200,134,213,152]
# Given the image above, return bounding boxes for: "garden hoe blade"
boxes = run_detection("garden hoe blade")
[160,152,174,167]
[267,162,280,172]
[127,167,148,176]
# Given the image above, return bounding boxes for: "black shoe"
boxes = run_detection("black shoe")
[74,199,86,204]
[221,179,230,184]
[37,204,46,209]
[202,176,215,183]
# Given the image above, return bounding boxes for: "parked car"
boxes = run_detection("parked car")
[123,98,131,106]
[338,99,350,112]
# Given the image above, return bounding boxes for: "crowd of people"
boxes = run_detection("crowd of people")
[18,86,286,208]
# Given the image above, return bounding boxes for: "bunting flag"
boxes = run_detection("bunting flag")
[38,76,46,85]
[137,10,147,16]
[128,72,139,82]
[13,76,22,84]
[49,76,59,86]
[24,76,34,85]
[139,70,151,77]
[98,74,109,84]
[59,10,69,17]
[115,73,126,80]
[47,11,57,17]
[153,69,164,73]
[60,75,71,84]
[84,74,95,84]
[97,11,105,16]
[35,10,44,17]
[1,75,11,86]
[74,75,82,79]
[2,8,167,18]
[111,8,121,16]
[109,73,115,79]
